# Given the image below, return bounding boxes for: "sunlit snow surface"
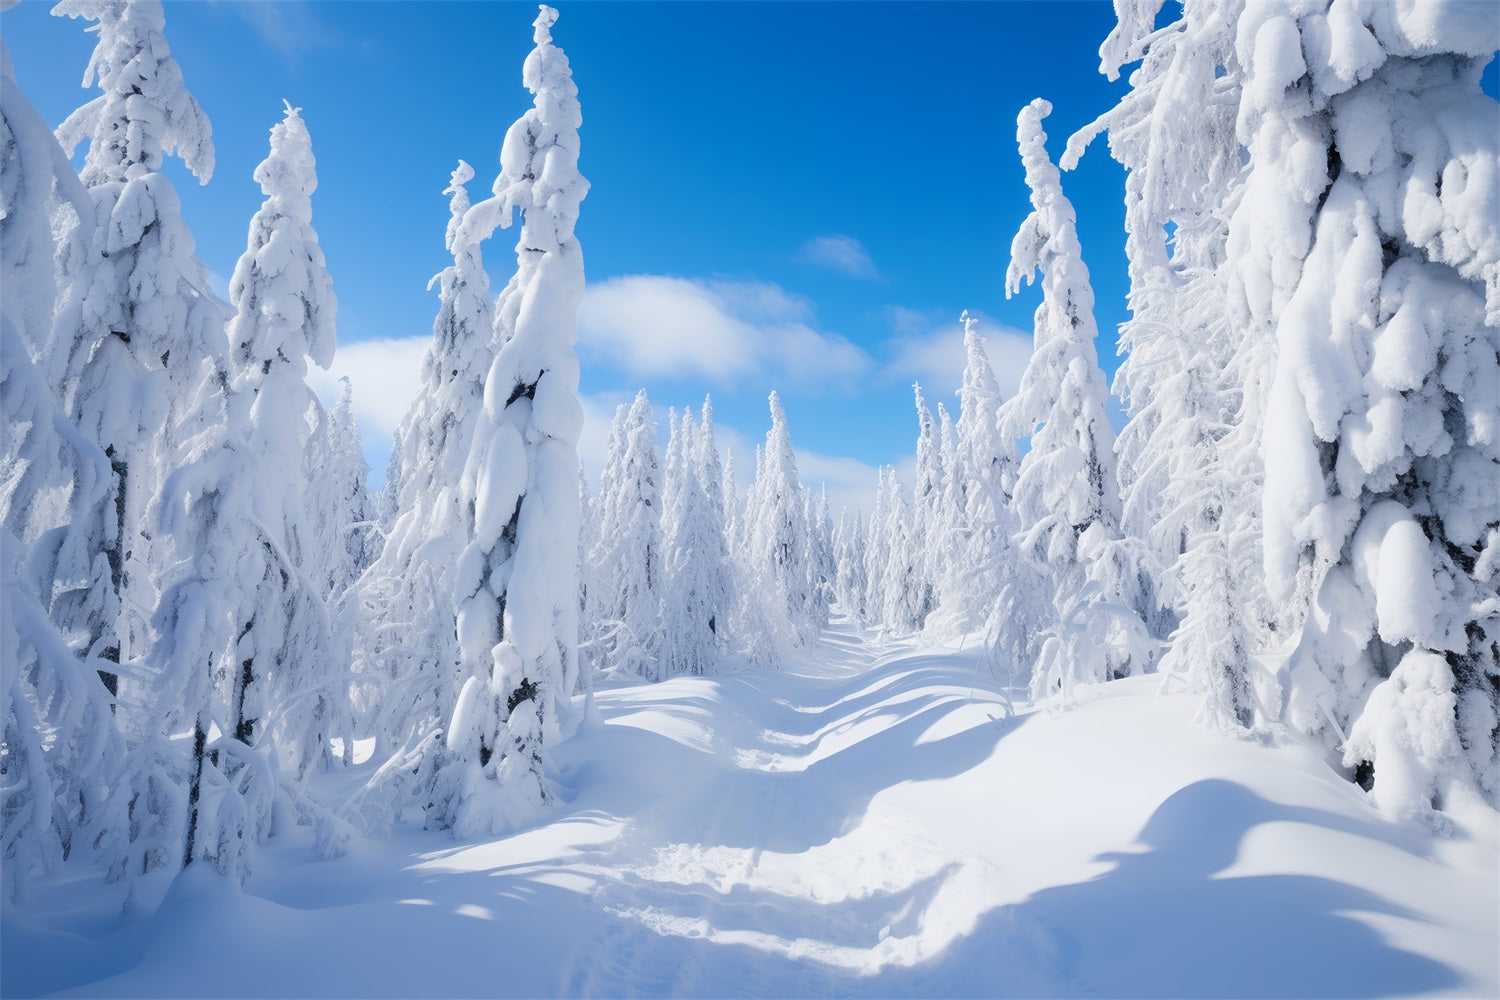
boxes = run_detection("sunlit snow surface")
[4,618,1496,998]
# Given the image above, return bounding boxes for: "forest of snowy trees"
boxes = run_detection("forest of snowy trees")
[3,0,1497,907]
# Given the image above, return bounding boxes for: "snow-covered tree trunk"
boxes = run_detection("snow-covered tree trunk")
[445,4,588,836]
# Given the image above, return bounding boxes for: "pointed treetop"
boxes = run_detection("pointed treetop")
[256,98,317,205]
[534,4,559,43]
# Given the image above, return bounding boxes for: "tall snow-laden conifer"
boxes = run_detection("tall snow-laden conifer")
[745,392,822,647]
[661,407,729,676]
[49,0,222,699]
[833,509,868,624]
[589,390,664,679]
[304,382,375,607]
[1235,1,1500,819]
[940,315,1020,641]
[909,384,942,629]
[224,101,341,779]
[1003,99,1151,701]
[878,469,921,633]
[1,43,124,889]
[446,4,588,836]
[357,160,494,762]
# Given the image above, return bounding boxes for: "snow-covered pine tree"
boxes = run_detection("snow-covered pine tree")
[808,485,836,626]
[832,509,868,625]
[745,392,823,647]
[148,367,268,882]
[1065,0,1252,658]
[862,466,892,627]
[878,468,922,634]
[48,0,222,700]
[940,314,1019,640]
[356,160,494,761]
[1002,99,1151,702]
[695,395,739,656]
[446,4,589,835]
[304,380,375,607]
[0,68,123,887]
[661,406,729,677]
[588,390,663,679]
[224,101,342,780]
[909,383,942,628]
[1235,1,1500,819]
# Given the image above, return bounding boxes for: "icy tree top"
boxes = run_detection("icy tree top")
[228,100,336,377]
[53,0,214,185]
[444,160,477,257]
[534,4,559,43]
[254,101,318,218]
[464,3,587,254]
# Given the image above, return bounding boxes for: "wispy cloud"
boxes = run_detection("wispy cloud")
[797,234,881,280]
[878,307,1034,399]
[211,0,341,57]
[577,275,873,389]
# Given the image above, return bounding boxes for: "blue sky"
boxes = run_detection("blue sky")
[7,0,1144,513]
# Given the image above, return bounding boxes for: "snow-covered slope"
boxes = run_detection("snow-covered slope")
[4,618,1495,998]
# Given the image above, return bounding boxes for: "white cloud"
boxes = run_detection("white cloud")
[577,275,872,388]
[308,335,429,450]
[797,234,880,280]
[878,307,1034,399]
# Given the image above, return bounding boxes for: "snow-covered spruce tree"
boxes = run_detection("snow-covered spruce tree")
[808,485,836,626]
[1233,1,1499,819]
[224,101,342,780]
[1002,99,1151,702]
[742,392,825,647]
[862,466,892,626]
[877,468,922,634]
[1065,0,1257,676]
[909,383,942,629]
[694,396,741,656]
[355,160,494,761]
[304,381,375,606]
[48,0,222,700]
[146,369,267,882]
[444,4,589,835]
[1,320,122,898]
[940,314,1021,641]
[588,390,664,679]
[833,509,868,625]
[660,407,730,677]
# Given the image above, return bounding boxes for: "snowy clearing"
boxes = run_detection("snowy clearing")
[5,617,1495,999]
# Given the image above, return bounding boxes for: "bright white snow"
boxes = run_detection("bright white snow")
[4,617,1494,998]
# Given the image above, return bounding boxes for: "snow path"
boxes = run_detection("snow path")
[4,617,1496,997]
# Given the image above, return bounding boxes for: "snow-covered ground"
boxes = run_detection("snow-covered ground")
[4,618,1496,998]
